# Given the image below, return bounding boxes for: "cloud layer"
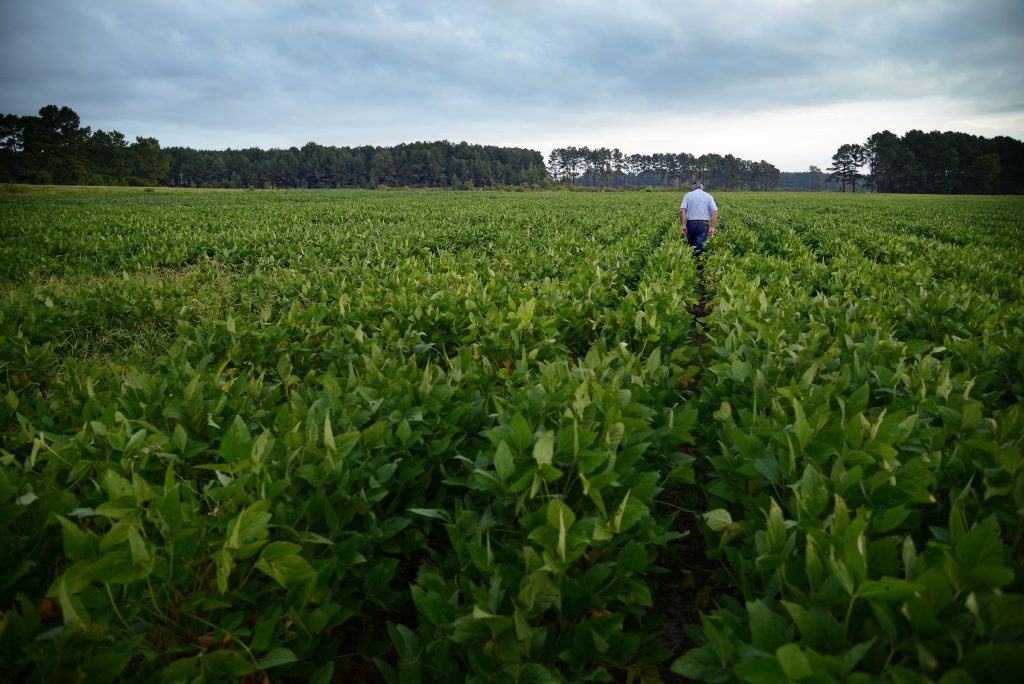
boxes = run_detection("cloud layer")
[2,0,1022,170]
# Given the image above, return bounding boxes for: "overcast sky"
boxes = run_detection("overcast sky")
[1,0,1022,171]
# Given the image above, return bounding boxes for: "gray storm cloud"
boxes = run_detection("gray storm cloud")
[1,0,1021,168]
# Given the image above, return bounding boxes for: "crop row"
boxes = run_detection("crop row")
[2,190,703,682]
[673,196,1023,682]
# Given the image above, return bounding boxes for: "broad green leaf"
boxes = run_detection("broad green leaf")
[617,541,649,575]
[733,657,786,684]
[703,508,733,532]
[256,545,316,589]
[258,647,297,669]
[172,423,188,453]
[408,508,452,522]
[220,415,253,462]
[127,527,150,566]
[857,577,916,600]
[55,515,96,561]
[323,414,336,452]
[215,548,233,594]
[226,500,272,551]
[533,431,555,466]
[203,649,255,677]
[748,600,788,653]
[776,643,813,680]
[509,413,533,452]
[103,469,133,500]
[519,570,561,613]
[765,499,786,553]
[333,431,361,459]
[494,440,515,480]
[797,464,829,520]
[56,573,89,626]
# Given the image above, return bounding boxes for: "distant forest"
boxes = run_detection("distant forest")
[546,147,781,191]
[3,105,1022,193]
[824,130,1024,194]
[0,105,547,189]
[165,141,548,189]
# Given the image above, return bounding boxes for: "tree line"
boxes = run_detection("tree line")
[0,105,549,189]
[165,141,548,189]
[828,130,1024,193]
[546,146,781,191]
[1,105,170,186]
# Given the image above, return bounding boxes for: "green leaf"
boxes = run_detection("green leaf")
[256,545,316,589]
[332,431,360,459]
[127,527,151,567]
[546,498,577,531]
[733,657,787,684]
[857,577,916,600]
[519,570,561,613]
[408,508,452,522]
[509,413,533,452]
[323,414,336,452]
[220,415,253,462]
[215,547,233,593]
[258,647,297,669]
[94,498,140,520]
[494,440,515,480]
[776,643,813,681]
[797,464,829,520]
[765,499,786,553]
[388,622,420,662]
[103,469,133,500]
[792,399,811,449]
[376,462,398,483]
[670,407,698,445]
[412,584,455,626]
[310,661,335,684]
[748,600,788,653]
[172,423,188,453]
[55,515,96,561]
[203,649,255,677]
[704,508,733,533]
[88,547,153,584]
[956,515,1013,588]
[533,431,555,466]
[226,500,272,551]
[56,573,89,626]
[259,541,302,561]
[617,541,649,575]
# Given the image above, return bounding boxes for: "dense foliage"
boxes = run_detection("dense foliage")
[1,188,1022,682]
[829,131,1024,194]
[0,106,548,189]
[546,147,781,191]
[673,193,1024,682]
[164,142,549,189]
[0,106,169,187]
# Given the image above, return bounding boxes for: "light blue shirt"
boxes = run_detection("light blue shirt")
[681,189,718,220]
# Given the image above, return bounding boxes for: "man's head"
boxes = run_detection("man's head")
[691,179,703,189]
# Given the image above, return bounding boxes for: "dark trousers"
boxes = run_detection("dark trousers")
[684,220,709,256]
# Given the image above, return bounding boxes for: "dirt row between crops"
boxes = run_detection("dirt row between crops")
[652,258,733,681]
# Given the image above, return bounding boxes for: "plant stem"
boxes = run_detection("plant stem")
[105,583,132,631]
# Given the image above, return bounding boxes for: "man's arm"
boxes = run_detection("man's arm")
[709,209,718,236]
[679,206,687,233]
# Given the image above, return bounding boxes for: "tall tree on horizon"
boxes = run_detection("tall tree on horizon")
[828,143,866,191]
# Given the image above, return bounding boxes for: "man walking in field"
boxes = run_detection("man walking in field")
[680,179,717,257]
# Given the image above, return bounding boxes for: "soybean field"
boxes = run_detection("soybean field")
[1,188,1022,683]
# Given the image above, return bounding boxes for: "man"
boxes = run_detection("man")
[679,179,718,257]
